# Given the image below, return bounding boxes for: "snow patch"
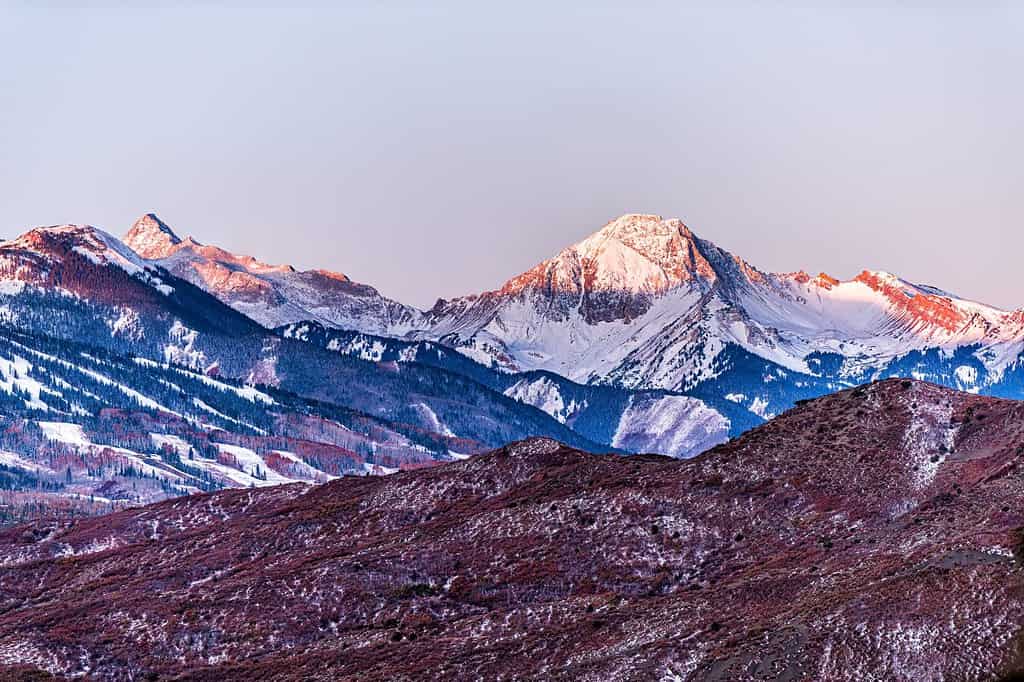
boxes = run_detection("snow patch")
[611,395,729,458]
[503,377,584,424]
[411,402,455,437]
[38,421,90,446]
[902,386,959,488]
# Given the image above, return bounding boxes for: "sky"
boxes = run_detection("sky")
[2,3,1022,310]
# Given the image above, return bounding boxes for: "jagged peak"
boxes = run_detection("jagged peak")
[136,212,179,238]
[124,213,182,259]
[581,214,769,286]
[785,271,841,289]
[129,219,298,277]
[501,213,768,299]
[853,270,929,298]
[815,272,840,287]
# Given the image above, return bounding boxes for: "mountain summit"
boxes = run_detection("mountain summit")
[493,214,764,323]
[124,212,183,259]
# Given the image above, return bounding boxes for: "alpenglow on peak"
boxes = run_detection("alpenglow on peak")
[124,212,183,259]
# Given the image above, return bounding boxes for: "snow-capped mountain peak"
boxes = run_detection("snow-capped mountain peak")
[124,213,183,259]
[575,213,714,283]
[0,222,187,309]
[412,213,1024,409]
[494,214,768,313]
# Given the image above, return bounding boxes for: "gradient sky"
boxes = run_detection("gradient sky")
[2,3,1022,310]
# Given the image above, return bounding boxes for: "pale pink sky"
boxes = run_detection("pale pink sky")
[2,4,1022,309]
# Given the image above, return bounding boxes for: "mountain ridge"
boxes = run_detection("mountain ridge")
[8,210,1024,458]
[403,214,1024,424]
[122,213,421,334]
[109,210,1024,437]
[0,216,739,524]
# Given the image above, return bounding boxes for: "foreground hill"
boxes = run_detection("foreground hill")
[2,379,1023,680]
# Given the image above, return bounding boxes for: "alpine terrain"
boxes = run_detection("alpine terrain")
[129,211,1024,441]
[414,214,1024,426]
[0,216,733,522]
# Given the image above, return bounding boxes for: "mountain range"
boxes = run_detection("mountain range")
[0,210,1021,518]
[124,213,424,335]
[126,210,1024,429]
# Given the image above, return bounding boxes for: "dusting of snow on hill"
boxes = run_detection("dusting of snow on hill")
[901,384,960,489]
